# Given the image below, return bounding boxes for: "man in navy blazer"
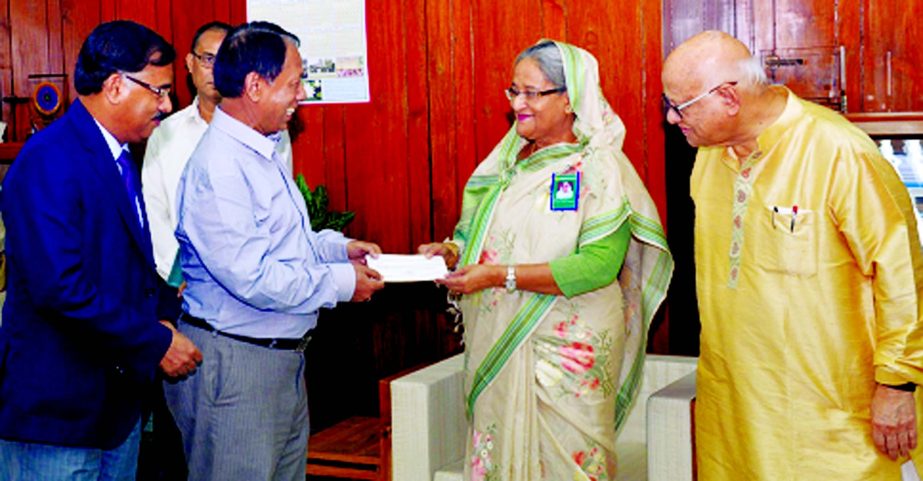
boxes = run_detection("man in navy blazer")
[0,20,202,481]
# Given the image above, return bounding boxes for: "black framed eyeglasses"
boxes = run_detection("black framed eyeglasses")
[662,81,738,119]
[191,51,217,67]
[505,86,566,102]
[123,75,171,100]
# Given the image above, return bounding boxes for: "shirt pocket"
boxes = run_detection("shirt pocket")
[756,204,818,277]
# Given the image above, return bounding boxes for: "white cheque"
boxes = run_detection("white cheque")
[365,254,449,282]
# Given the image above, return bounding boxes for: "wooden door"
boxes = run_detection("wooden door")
[858,0,923,111]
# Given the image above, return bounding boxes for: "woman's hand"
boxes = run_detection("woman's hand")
[418,242,459,270]
[436,264,502,294]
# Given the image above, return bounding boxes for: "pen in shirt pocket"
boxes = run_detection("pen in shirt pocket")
[790,205,798,232]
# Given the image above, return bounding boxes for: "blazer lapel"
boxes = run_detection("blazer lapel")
[67,101,155,268]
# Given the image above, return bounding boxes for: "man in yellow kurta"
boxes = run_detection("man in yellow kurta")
[663,30,923,480]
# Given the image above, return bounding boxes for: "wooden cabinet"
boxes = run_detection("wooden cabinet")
[663,0,923,113]
[855,0,923,112]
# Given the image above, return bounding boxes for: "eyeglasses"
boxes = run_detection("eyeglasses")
[662,81,738,119]
[505,86,566,102]
[123,75,171,99]
[191,51,217,67]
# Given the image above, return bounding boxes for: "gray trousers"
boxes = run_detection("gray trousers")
[163,322,308,481]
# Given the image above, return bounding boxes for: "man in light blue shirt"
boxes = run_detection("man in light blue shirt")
[165,22,384,481]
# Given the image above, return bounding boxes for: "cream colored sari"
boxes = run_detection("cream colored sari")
[452,41,673,481]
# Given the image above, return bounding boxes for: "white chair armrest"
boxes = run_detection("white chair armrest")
[646,370,696,481]
[391,354,466,481]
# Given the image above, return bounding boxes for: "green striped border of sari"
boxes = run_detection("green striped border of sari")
[458,186,503,267]
[466,293,556,416]
[575,201,673,431]
[578,201,630,246]
[613,250,673,432]
[556,41,585,115]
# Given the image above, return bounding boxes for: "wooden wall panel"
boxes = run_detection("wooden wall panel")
[837,0,861,113]
[61,0,100,97]
[354,0,419,247]
[752,0,835,51]
[449,0,478,235]
[321,106,347,212]
[169,0,218,107]
[540,0,566,41]
[0,0,11,137]
[570,0,644,174]
[641,0,666,223]
[404,0,432,250]
[470,0,538,163]
[10,0,61,140]
[425,0,461,241]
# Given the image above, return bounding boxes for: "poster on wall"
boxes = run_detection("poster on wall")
[247,0,370,104]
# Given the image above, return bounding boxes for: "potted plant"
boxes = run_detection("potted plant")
[294,174,355,232]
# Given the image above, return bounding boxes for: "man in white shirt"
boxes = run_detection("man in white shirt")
[142,21,294,285]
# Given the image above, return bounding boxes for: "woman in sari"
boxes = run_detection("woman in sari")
[419,40,673,480]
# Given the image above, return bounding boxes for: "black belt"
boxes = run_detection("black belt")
[179,313,311,352]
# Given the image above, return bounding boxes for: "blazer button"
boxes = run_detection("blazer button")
[145,288,155,297]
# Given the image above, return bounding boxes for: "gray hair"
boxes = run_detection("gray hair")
[515,42,566,89]
[698,53,768,91]
[737,55,768,87]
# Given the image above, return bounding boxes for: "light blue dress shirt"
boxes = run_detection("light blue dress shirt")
[176,107,355,338]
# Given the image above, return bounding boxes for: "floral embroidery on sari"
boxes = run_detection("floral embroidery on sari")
[571,439,609,481]
[471,425,500,481]
[476,231,517,318]
[534,310,614,399]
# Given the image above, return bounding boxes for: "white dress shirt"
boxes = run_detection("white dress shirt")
[142,97,293,280]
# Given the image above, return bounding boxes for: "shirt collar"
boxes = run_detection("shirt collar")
[92,118,128,160]
[189,96,206,125]
[211,106,278,160]
[753,86,801,153]
[725,86,800,163]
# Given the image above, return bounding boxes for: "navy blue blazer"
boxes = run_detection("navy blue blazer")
[0,100,172,449]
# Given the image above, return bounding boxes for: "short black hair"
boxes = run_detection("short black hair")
[74,20,176,95]
[213,21,300,99]
[189,21,232,53]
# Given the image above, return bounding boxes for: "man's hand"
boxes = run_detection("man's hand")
[158,321,203,378]
[351,264,384,302]
[418,242,459,270]
[435,264,501,295]
[871,383,917,460]
[347,240,382,265]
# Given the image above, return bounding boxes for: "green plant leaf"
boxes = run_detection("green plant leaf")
[295,174,355,232]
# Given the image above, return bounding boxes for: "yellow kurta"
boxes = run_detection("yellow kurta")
[692,87,923,480]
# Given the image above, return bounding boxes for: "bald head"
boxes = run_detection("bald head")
[663,31,765,94]
[662,31,786,154]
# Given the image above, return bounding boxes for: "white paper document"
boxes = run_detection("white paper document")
[904,460,921,481]
[366,254,448,283]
